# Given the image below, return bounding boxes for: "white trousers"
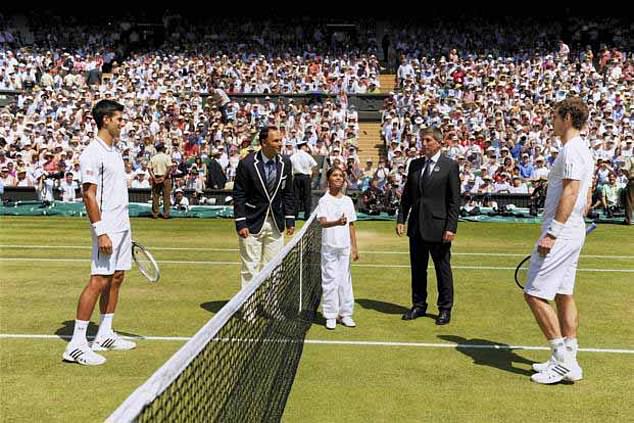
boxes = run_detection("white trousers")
[239,216,283,288]
[321,246,354,319]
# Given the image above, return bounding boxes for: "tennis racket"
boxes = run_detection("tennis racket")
[514,222,597,290]
[132,241,160,283]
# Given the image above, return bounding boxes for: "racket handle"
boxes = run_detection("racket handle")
[585,222,598,234]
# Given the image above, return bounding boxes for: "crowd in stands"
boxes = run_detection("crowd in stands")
[1,13,632,219]
[363,44,633,215]
[0,50,365,205]
[1,13,382,95]
[381,16,634,70]
[0,49,382,95]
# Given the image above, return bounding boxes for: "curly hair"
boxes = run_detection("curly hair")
[554,97,589,130]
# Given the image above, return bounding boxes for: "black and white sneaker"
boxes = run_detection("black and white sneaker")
[92,333,136,351]
[532,357,557,372]
[531,361,583,384]
[63,344,106,366]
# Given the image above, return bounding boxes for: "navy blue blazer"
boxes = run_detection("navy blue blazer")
[233,151,296,234]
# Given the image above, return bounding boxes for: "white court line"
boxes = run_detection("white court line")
[1,257,633,273]
[1,333,633,354]
[1,244,632,260]
[0,245,238,253]
[0,334,191,341]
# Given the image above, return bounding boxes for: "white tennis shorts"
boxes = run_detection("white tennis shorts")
[524,233,585,300]
[91,230,132,276]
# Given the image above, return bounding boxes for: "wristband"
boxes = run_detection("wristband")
[547,219,565,238]
[92,221,107,237]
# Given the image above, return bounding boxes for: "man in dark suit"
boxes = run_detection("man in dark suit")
[233,126,296,288]
[205,148,227,189]
[396,127,461,325]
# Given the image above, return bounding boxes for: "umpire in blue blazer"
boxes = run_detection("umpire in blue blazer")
[233,126,296,288]
[396,127,461,325]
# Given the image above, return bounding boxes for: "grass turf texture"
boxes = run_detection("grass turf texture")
[1,216,633,422]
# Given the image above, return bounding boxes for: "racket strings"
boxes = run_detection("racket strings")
[133,245,159,281]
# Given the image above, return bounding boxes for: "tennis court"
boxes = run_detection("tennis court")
[1,216,633,422]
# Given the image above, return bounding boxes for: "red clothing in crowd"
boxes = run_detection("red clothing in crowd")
[184,141,200,158]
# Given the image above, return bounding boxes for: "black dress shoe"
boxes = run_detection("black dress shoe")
[402,306,427,321]
[435,310,451,325]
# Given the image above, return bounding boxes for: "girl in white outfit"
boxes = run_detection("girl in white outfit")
[316,167,359,330]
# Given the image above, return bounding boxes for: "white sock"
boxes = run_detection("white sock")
[548,337,568,363]
[96,314,114,338]
[565,337,578,360]
[70,320,89,346]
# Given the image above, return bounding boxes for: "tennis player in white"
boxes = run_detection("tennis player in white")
[524,97,594,384]
[63,100,136,366]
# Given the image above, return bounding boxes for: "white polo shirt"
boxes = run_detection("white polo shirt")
[79,136,130,234]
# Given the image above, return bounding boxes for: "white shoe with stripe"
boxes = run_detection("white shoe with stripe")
[531,361,583,384]
[92,333,137,351]
[532,357,557,372]
[63,344,106,366]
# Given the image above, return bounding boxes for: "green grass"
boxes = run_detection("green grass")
[1,216,633,422]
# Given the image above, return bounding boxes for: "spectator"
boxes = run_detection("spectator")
[1,165,15,186]
[518,154,535,180]
[493,173,512,193]
[206,149,227,190]
[622,155,634,224]
[344,157,363,191]
[558,40,570,61]
[130,170,151,189]
[600,174,621,217]
[172,188,190,212]
[460,194,481,216]
[534,156,550,180]
[14,166,33,187]
[290,140,318,218]
[509,175,529,194]
[184,166,204,192]
[595,160,614,186]
[374,159,389,188]
[148,142,172,219]
[360,177,384,215]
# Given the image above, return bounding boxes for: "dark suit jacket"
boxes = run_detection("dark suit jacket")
[206,158,227,189]
[397,154,461,242]
[233,151,295,234]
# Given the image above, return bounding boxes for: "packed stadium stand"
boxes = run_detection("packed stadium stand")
[1,12,632,222]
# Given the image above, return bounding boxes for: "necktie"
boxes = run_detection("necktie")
[266,160,277,193]
[421,158,433,187]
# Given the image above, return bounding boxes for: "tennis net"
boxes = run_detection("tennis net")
[107,213,322,422]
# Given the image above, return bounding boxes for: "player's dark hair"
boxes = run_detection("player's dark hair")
[92,100,124,129]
